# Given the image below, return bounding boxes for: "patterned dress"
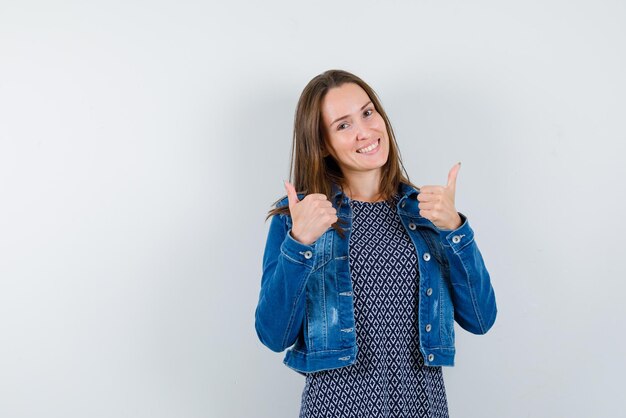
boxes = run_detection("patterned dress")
[299,193,449,418]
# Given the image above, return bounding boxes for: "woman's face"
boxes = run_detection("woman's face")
[321,82,390,178]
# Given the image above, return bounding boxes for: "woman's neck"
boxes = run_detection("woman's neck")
[342,170,383,202]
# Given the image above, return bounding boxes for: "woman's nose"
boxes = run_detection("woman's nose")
[354,120,370,141]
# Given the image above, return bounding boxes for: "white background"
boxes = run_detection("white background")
[1,1,625,417]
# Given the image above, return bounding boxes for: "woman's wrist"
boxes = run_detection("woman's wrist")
[289,230,314,246]
[439,213,463,231]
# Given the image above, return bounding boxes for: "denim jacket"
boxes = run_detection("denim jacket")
[255,182,497,375]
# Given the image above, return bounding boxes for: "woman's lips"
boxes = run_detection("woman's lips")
[356,138,381,154]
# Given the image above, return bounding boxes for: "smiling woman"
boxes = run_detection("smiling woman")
[254,69,497,418]
[320,82,390,202]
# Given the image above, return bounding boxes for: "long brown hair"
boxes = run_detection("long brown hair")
[266,69,418,236]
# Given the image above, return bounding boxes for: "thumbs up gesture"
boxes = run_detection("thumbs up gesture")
[284,180,338,246]
[417,162,463,230]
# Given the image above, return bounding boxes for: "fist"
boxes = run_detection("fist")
[284,180,338,246]
[417,162,463,230]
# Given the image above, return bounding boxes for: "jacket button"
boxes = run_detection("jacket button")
[423,252,431,261]
[426,288,433,296]
[425,324,432,332]
[452,235,461,244]
[303,250,313,259]
[428,354,434,362]
[409,222,416,230]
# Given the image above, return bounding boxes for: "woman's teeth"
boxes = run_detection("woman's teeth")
[356,139,380,154]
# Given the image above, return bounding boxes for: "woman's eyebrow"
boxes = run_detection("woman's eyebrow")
[329,101,372,127]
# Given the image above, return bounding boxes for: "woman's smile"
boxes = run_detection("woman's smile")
[356,138,381,154]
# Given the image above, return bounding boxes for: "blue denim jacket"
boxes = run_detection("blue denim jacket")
[255,182,497,375]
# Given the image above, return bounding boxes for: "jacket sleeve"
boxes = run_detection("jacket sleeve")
[254,212,316,352]
[437,212,498,335]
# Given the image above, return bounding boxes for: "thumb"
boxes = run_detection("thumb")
[284,180,300,208]
[447,162,461,191]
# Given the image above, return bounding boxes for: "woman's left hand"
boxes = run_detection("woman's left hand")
[417,162,463,230]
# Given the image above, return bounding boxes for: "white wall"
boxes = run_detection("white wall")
[1,0,625,417]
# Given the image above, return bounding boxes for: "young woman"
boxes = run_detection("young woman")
[255,69,497,417]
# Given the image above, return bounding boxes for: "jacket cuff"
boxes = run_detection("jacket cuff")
[280,229,317,268]
[437,212,475,252]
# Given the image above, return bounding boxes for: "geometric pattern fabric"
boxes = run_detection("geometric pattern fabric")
[299,194,449,417]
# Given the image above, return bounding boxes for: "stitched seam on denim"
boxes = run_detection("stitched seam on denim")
[281,268,313,350]
[305,294,312,350]
[452,234,475,254]
[290,347,353,355]
[417,229,445,265]
[458,248,486,333]
[443,261,455,344]
[311,257,331,273]
[425,345,455,351]
[279,248,314,267]
[284,361,357,374]
[321,265,328,349]
[433,250,444,265]
[332,241,340,348]
[438,282,448,343]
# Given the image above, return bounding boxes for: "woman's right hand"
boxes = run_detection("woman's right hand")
[284,180,338,246]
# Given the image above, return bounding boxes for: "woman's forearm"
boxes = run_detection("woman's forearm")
[254,214,315,352]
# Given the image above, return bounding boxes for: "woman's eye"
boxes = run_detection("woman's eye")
[364,109,373,117]
[338,122,349,130]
